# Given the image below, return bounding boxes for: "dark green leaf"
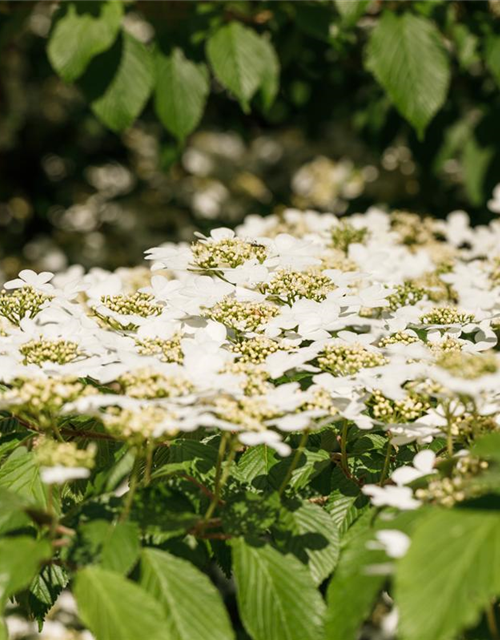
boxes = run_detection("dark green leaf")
[140,548,234,640]
[48,1,123,82]
[155,47,209,142]
[74,567,168,640]
[206,23,268,110]
[274,499,340,585]
[81,32,154,132]
[232,539,325,640]
[366,12,450,136]
[0,537,52,608]
[396,509,500,640]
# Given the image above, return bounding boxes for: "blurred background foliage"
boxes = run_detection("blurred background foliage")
[1,0,500,278]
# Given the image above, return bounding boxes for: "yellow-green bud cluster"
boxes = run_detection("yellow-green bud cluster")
[103,406,177,442]
[119,368,192,399]
[20,339,82,365]
[260,269,335,303]
[379,332,419,347]
[390,211,438,247]
[429,336,462,355]
[192,237,268,270]
[99,292,163,318]
[1,377,95,426]
[386,282,426,311]
[0,287,53,325]
[437,351,498,379]
[416,455,488,507]
[330,222,369,253]
[35,438,95,469]
[230,336,290,364]
[223,361,271,396]
[135,334,183,364]
[419,306,475,325]
[368,389,429,422]
[213,395,277,432]
[318,343,387,376]
[300,388,338,416]
[204,297,280,333]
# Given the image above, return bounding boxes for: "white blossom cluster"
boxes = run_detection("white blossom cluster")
[1,207,500,509]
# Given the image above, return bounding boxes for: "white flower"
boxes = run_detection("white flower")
[40,466,91,485]
[239,430,291,456]
[362,484,421,510]
[4,269,54,292]
[391,449,436,486]
[368,529,411,558]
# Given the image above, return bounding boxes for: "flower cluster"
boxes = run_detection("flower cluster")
[0,206,498,521]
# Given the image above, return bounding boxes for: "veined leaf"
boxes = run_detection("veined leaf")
[140,548,234,640]
[0,537,52,608]
[232,539,325,640]
[48,1,123,82]
[81,32,154,132]
[74,567,168,640]
[274,499,340,585]
[396,509,500,640]
[206,23,271,111]
[366,12,450,137]
[155,48,209,142]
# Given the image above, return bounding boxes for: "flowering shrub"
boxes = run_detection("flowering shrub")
[2,207,500,639]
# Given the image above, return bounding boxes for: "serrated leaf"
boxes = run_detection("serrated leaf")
[232,539,325,640]
[74,567,168,640]
[100,521,140,575]
[396,509,500,640]
[206,22,268,110]
[334,0,371,26]
[28,565,68,626]
[486,36,500,87]
[0,447,47,508]
[154,47,209,142]
[462,136,494,206]
[80,31,154,132]
[47,1,123,83]
[324,514,386,640]
[0,537,52,608]
[366,12,450,137]
[269,447,330,492]
[258,37,280,111]
[140,548,234,640]
[237,444,278,490]
[274,500,340,585]
[223,491,280,537]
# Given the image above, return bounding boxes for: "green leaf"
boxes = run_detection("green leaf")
[366,12,450,137]
[140,548,235,640]
[48,1,123,82]
[0,537,52,608]
[258,37,280,111]
[100,521,140,575]
[462,136,494,206]
[324,514,386,640]
[154,47,209,142]
[232,539,325,640]
[237,444,278,490]
[81,31,154,132]
[269,447,330,492]
[206,22,268,110]
[486,36,500,87]
[334,0,371,26]
[223,491,280,538]
[0,447,47,508]
[74,567,168,640]
[396,509,500,640]
[274,500,340,585]
[27,565,68,627]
